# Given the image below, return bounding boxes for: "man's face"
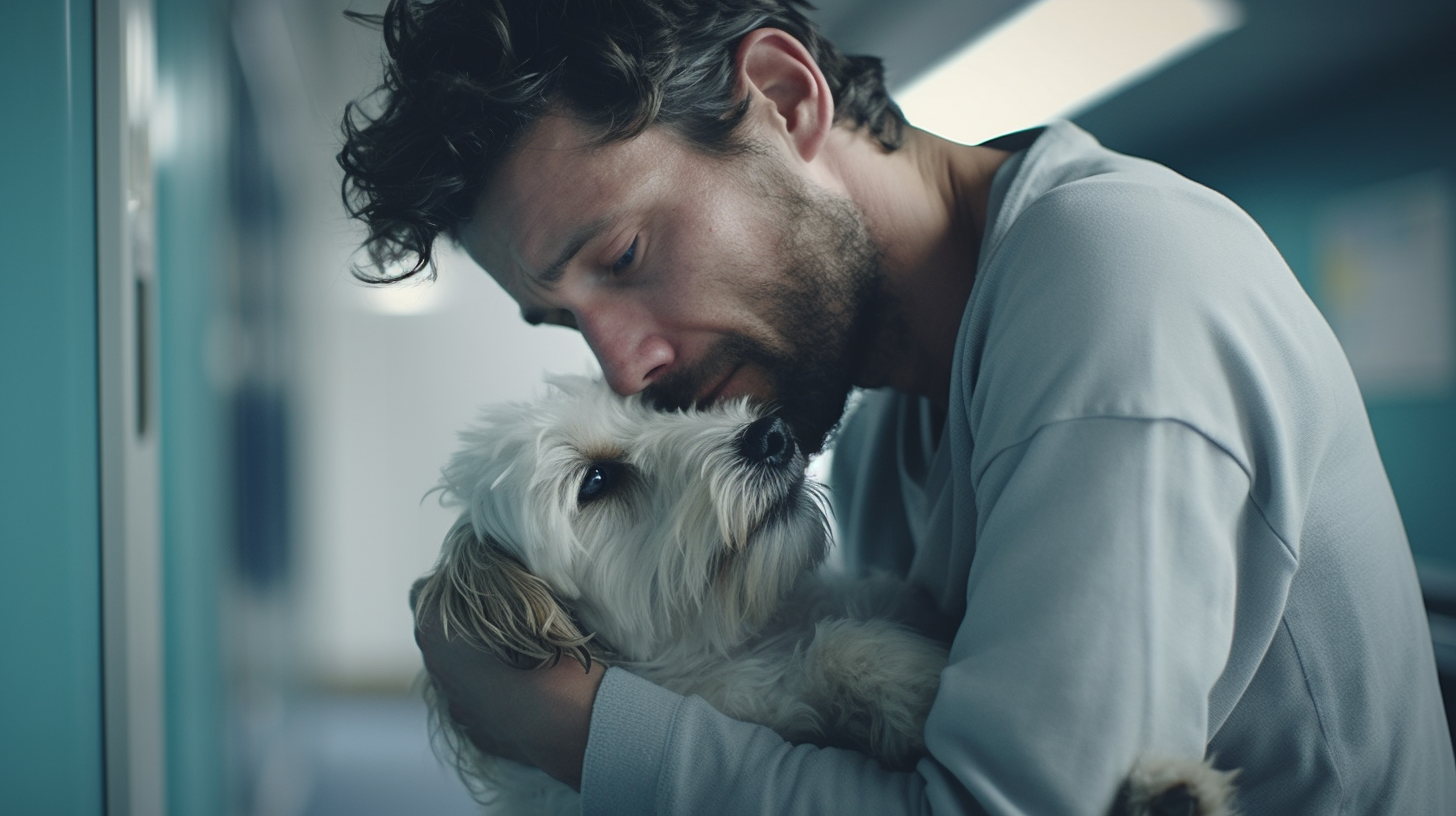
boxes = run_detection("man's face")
[458,114,888,453]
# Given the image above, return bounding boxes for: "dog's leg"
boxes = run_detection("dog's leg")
[796,617,950,770]
[791,572,956,641]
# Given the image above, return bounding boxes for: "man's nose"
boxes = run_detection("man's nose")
[576,309,674,396]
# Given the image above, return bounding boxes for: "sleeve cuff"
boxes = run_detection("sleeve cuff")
[580,666,686,816]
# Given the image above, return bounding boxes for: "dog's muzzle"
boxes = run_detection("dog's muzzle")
[738,415,796,468]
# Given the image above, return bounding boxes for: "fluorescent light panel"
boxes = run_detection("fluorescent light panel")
[895,0,1243,145]
[361,282,444,315]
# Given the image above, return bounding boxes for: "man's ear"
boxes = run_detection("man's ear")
[414,519,600,670]
[734,28,834,163]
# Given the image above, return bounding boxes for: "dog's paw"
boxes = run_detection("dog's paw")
[801,617,948,770]
[1111,756,1239,816]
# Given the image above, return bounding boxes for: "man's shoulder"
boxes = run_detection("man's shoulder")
[976,130,1282,334]
[992,122,1246,236]
[957,127,1317,471]
[996,173,1267,306]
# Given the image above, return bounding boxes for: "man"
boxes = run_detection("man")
[339,1,1456,813]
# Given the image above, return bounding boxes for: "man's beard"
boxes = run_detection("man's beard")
[644,155,890,455]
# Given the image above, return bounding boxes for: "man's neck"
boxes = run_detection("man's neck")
[823,125,1013,406]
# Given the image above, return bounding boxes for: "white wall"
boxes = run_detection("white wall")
[251,0,596,689]
[294,244,594,689]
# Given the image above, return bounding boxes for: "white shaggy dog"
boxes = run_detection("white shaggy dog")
[412,376,1237,816]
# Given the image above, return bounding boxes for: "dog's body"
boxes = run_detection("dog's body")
[413,377,1237,815]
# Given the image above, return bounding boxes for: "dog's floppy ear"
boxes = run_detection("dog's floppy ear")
[414,519,601,670]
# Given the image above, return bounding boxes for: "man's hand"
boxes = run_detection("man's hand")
[415,595,606,791]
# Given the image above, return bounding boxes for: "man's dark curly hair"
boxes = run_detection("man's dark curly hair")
[338,0,906,283]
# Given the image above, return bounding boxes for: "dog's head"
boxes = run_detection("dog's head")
[414,375,832,667]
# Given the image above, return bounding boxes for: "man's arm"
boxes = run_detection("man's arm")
[572,416,1247,815]
[415,417,1247,814]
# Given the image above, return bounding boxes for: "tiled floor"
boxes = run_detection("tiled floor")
[295,694,481,816]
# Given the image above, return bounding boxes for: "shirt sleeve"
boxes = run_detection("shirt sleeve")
[579,414,1248,816]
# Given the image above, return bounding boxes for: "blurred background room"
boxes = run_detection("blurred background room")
[3,0,1454,813]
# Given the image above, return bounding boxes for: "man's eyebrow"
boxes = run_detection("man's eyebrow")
[536,217,610,287]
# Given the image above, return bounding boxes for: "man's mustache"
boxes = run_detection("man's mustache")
[643,339,761,412]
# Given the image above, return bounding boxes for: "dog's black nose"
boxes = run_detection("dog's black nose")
[739,416,796,467]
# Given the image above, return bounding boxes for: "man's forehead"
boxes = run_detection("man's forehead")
[480,117,596,215]
[468,114,701,287]
[468,116,617,269]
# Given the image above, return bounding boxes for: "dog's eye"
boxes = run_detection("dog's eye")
[578,463,617,503]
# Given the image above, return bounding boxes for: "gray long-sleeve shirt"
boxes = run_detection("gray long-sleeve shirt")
[579,120,1456,815]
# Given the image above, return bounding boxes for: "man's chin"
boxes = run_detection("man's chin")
[777,386,857,457]
[716,369,849,456]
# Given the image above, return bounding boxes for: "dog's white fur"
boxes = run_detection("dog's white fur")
[413,376,1238,815]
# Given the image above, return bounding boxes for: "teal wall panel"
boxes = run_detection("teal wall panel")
[155,0,234,811]
[0,1,106,814]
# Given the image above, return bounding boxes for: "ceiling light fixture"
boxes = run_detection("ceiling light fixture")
[894,0,1243,145]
